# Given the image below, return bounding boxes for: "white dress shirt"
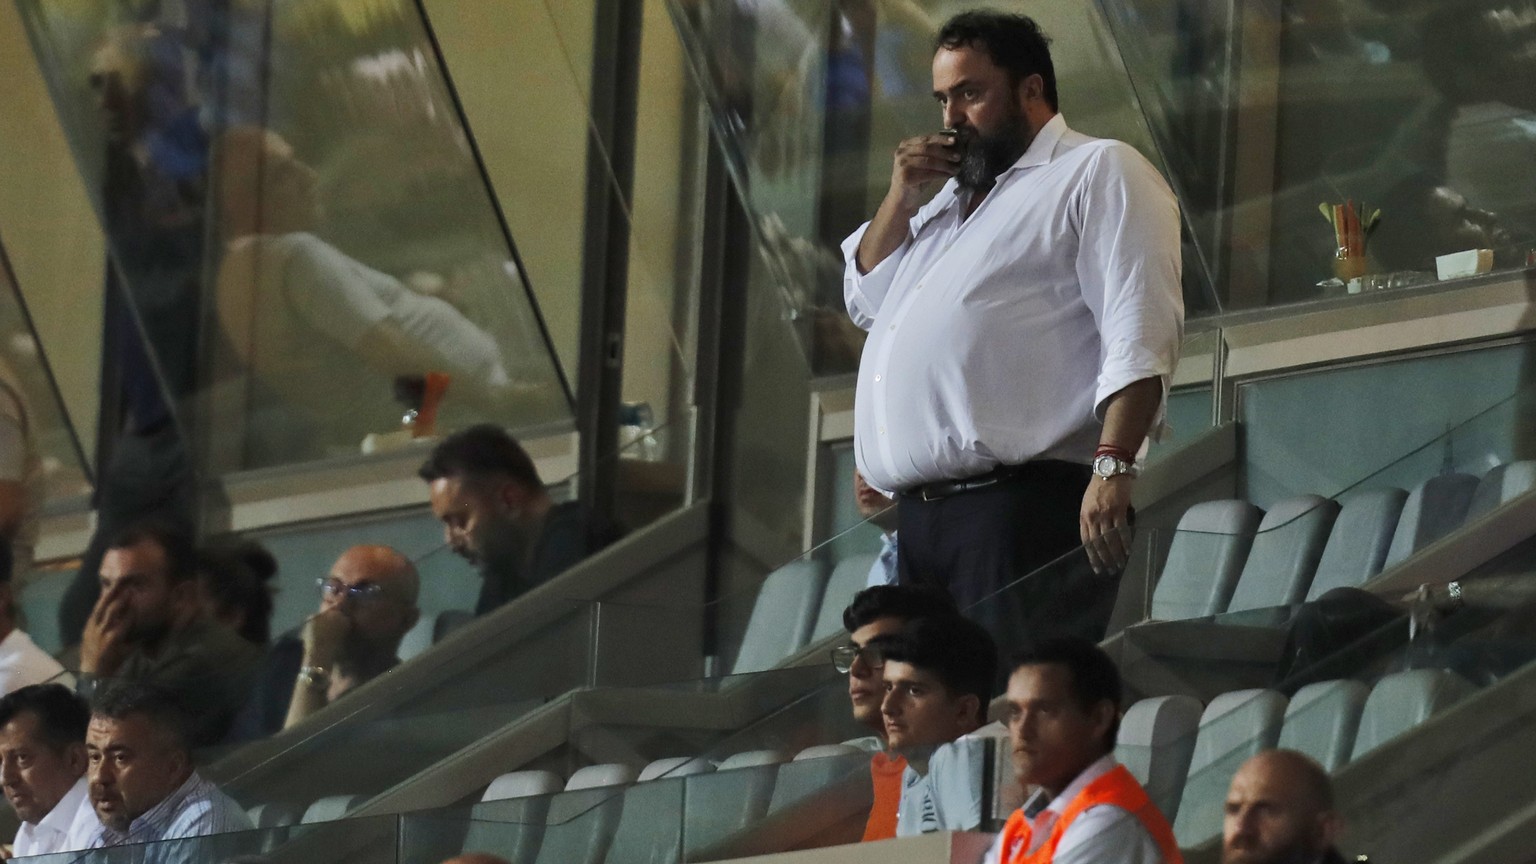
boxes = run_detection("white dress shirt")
[0,628,68,696]
[11,775,93,857]
[842,114,1183,492]
[980,755,1167,864]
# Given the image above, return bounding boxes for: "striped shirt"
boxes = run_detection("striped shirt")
[90,771,253,848]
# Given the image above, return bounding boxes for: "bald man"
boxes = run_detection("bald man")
[283,545,420,728]
[1223,750,1345,864]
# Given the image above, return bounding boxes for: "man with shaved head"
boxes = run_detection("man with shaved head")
[280,545,420,728]
[1223,750,1345,864]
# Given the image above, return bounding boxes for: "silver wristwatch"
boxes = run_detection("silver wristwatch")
[1092,454,1138,479]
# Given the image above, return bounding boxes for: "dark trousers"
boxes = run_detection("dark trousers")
[896,461,1117,657]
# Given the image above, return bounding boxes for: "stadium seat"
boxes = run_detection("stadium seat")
[1350,669,1476,761]
[247,802,304,829]
[1306,488,1408,600]
[683,750,789,853]
[482,770,564,802]
[811,553,877,640]
[533,766,640,864]
[767,745,867,814]
[1277,679,1369,771]
[1466,460,1536,521]
[1172,689,1287,847]
[730,560,829,674]
[1384,473,1479,568]
[604,775,691,864]
[472,772,564,863]
[1227,495,1339,613]
[1150,500,1263,621]
[301,794,367,824]
[566,764,639,791]
[638,756,715,782]
[1116,695,1203,822]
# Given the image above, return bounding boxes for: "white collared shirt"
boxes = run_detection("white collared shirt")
[0,629,68,697]
[842,115,1183,492]
[12,775,93,857]
[981,755,1167,864]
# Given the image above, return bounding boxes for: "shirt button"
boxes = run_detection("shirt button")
[888,324,896,331]
[874,374,882,382]
[879,427,887,435]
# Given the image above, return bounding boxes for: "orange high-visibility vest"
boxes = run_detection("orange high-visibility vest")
[996,765,1183,864]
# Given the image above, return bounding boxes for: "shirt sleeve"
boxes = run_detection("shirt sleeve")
[1074,143,1185,439]
[842,221,908,331]
[1053,805,1169,864]
[277,233,396,349]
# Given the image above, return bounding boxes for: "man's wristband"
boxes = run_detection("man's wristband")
[1094,444,1135,462]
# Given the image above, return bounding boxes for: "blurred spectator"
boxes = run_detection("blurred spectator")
[0,540,67,695]
[0,358,43,586]
[983,638,1180,864]
[211,126,543,464]
[853,470,898,587]
[869,614,996,838]
[1223,750,1344,864]
[195,538,278,646]
[84,682,252,846]
[420,425,622,613]
[835,585,958,841]
[281,545,419,729]
[77,521,261,747]
[0,684,95,856]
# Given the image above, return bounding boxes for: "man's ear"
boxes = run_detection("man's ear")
[956,693,982,732]
[65,741,88,776]
[1090,700,1117,744]
[1018,72,1045,107]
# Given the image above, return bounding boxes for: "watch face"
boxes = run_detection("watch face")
[1093,455,1116,477]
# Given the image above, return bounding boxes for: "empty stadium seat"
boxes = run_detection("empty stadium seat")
[730,560,829,674]
[567,764,639,791]
[682,750,789,853]
[483,770,564,802]
[1150,500,1263,621]
[1306,488,1408,600]
[1384,473,1479,567]
[1172,689,1287,847]
[605,775,691,864]
[1466,460,1536,520]
[811,553,877,640]
[1116,694,1203,822]
[301,794,367,824]
[472,772,564,863]
[1351,669,1476,760]
[534,766,639,864]
[1227,495,1339,613]
[1277,679,1369,771]
[247,802,304,829]
[638,756,715,782]
[767,745,867,814]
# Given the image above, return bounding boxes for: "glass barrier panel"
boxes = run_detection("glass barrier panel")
[13,0,574,480]
[1098,0,1536,314]
[666,0,1195,374]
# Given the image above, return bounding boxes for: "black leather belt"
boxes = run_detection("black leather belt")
[902,464,1034,502]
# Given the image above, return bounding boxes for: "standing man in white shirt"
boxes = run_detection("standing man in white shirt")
[0,684,97,857]
[842,10,1183,639]
[984,638,1180,864]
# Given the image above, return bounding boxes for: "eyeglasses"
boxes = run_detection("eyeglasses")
[830,643,885,674]
[317,577,386,604]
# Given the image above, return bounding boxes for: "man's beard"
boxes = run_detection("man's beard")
[954,106,1031,190]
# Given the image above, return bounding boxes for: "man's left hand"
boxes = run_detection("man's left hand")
[1080,476,1135,574]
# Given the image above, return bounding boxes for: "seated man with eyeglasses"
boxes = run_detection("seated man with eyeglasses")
[279,546,420,729]
[833,585,962,841]
[236,545,419,739]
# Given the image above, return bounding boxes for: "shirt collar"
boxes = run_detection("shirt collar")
[30,775,88,835]
[921,113,1072,225]
[998,113,1069,178]
[102,771,204,845]
[1021,753,1119,819]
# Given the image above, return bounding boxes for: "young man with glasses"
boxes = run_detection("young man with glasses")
[833,585,961,841]
[280,545,420,729]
